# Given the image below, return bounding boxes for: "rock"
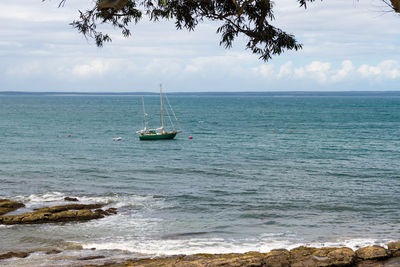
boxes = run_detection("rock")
[94,208,118,216]
[105,208,117,214]
[356,260,384,267]
[0,203,114,225]
[327,247,355,266]
[356,246,388,260]
[0,199,25,215]
[388,241,400,257]
[50,210,78,221]
[64,197,79,202]
[263,249,290,267]
[0,251,29,260]
[21,212,52,223]
[290,246,318,266]
[211,247,350,267]
[35,203,105,213]
[76,209,103,221]
[128,252,285,267]
[72,251,400,267]
[45,249,62,255]
[78,255,106,260]
[382,256,400,266]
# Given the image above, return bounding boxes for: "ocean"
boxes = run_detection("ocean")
[0,92,399,265]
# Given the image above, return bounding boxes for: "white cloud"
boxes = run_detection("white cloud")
[331,60,355,82]
[277,61,293,79]
[251,60,400,84]
[72,60,112,77]
[358,64,381,77]
[182,52,255,77]
[6,62,43,76]
[294,61,331,83]
[357,60,400,80]
[252,65,274,78]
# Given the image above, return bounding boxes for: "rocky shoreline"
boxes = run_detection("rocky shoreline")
[1,242,399,267]
[1,198,399,266]
[0,198,117,225]
[79,243,400,267]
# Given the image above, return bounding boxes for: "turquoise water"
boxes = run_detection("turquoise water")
[0,93,400,264]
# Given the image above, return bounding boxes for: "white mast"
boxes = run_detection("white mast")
[160,84,165,132]
[141,96,148,130]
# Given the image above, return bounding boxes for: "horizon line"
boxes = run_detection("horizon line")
[1,90,400,95]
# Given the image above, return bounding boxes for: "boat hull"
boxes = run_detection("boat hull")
[139,132,177,140]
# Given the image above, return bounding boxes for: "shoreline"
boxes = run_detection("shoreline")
[1,198,400,266]
[1,241,399,266]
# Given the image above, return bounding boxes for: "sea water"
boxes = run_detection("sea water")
[0,93,399,265]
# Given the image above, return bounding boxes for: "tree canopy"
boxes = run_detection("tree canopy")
[52,0,400,61]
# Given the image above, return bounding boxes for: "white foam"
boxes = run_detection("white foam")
[11,192,169,210]
[14,191,66,203]
[304,238,393,250]
[82,237,396,257]
[83,238,288,256]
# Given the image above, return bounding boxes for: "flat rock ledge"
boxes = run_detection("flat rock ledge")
[80,242,400,267]
[0,199,117,225]
[0,199,25,215]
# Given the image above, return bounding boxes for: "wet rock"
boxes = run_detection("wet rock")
[382,256,400,266]
[105,208,117,214]
[64,197,79,202]
[94,208,118,216]
[21,212,52,223]
[34,203,105,213]
[0,251,30,260]
[356,246,388,261]
[388,241,400,257]
[0,203,114,225]
[0,199,25,215]
[78,255,106,260]
[356,260,384,267]
[45,249,62,255]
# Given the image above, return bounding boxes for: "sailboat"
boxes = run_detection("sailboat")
[137,84,181,140]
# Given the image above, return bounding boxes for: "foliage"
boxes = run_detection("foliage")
[50,0,399,61]
[49,0,318,61]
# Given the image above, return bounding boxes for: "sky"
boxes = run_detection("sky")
[1,0,400,92]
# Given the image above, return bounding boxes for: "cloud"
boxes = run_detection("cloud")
[6,61,44,76]
[357,60,400,80]
[72,60,112,77]
[294,61,331,83]
[252,65,274,78]
[277,61,293,79]
[251,59,400,84]
[331,60,355,82]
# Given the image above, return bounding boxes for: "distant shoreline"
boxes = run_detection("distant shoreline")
[1,91,400,97]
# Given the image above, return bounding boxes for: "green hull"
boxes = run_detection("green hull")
[139,132,177,140]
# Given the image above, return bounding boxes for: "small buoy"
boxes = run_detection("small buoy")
[189,136,193,139]
[56,135,59,138]
[290,130,293,133]
[68,134,71,137]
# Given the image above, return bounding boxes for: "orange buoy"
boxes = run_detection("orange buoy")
[189,136,193,139]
